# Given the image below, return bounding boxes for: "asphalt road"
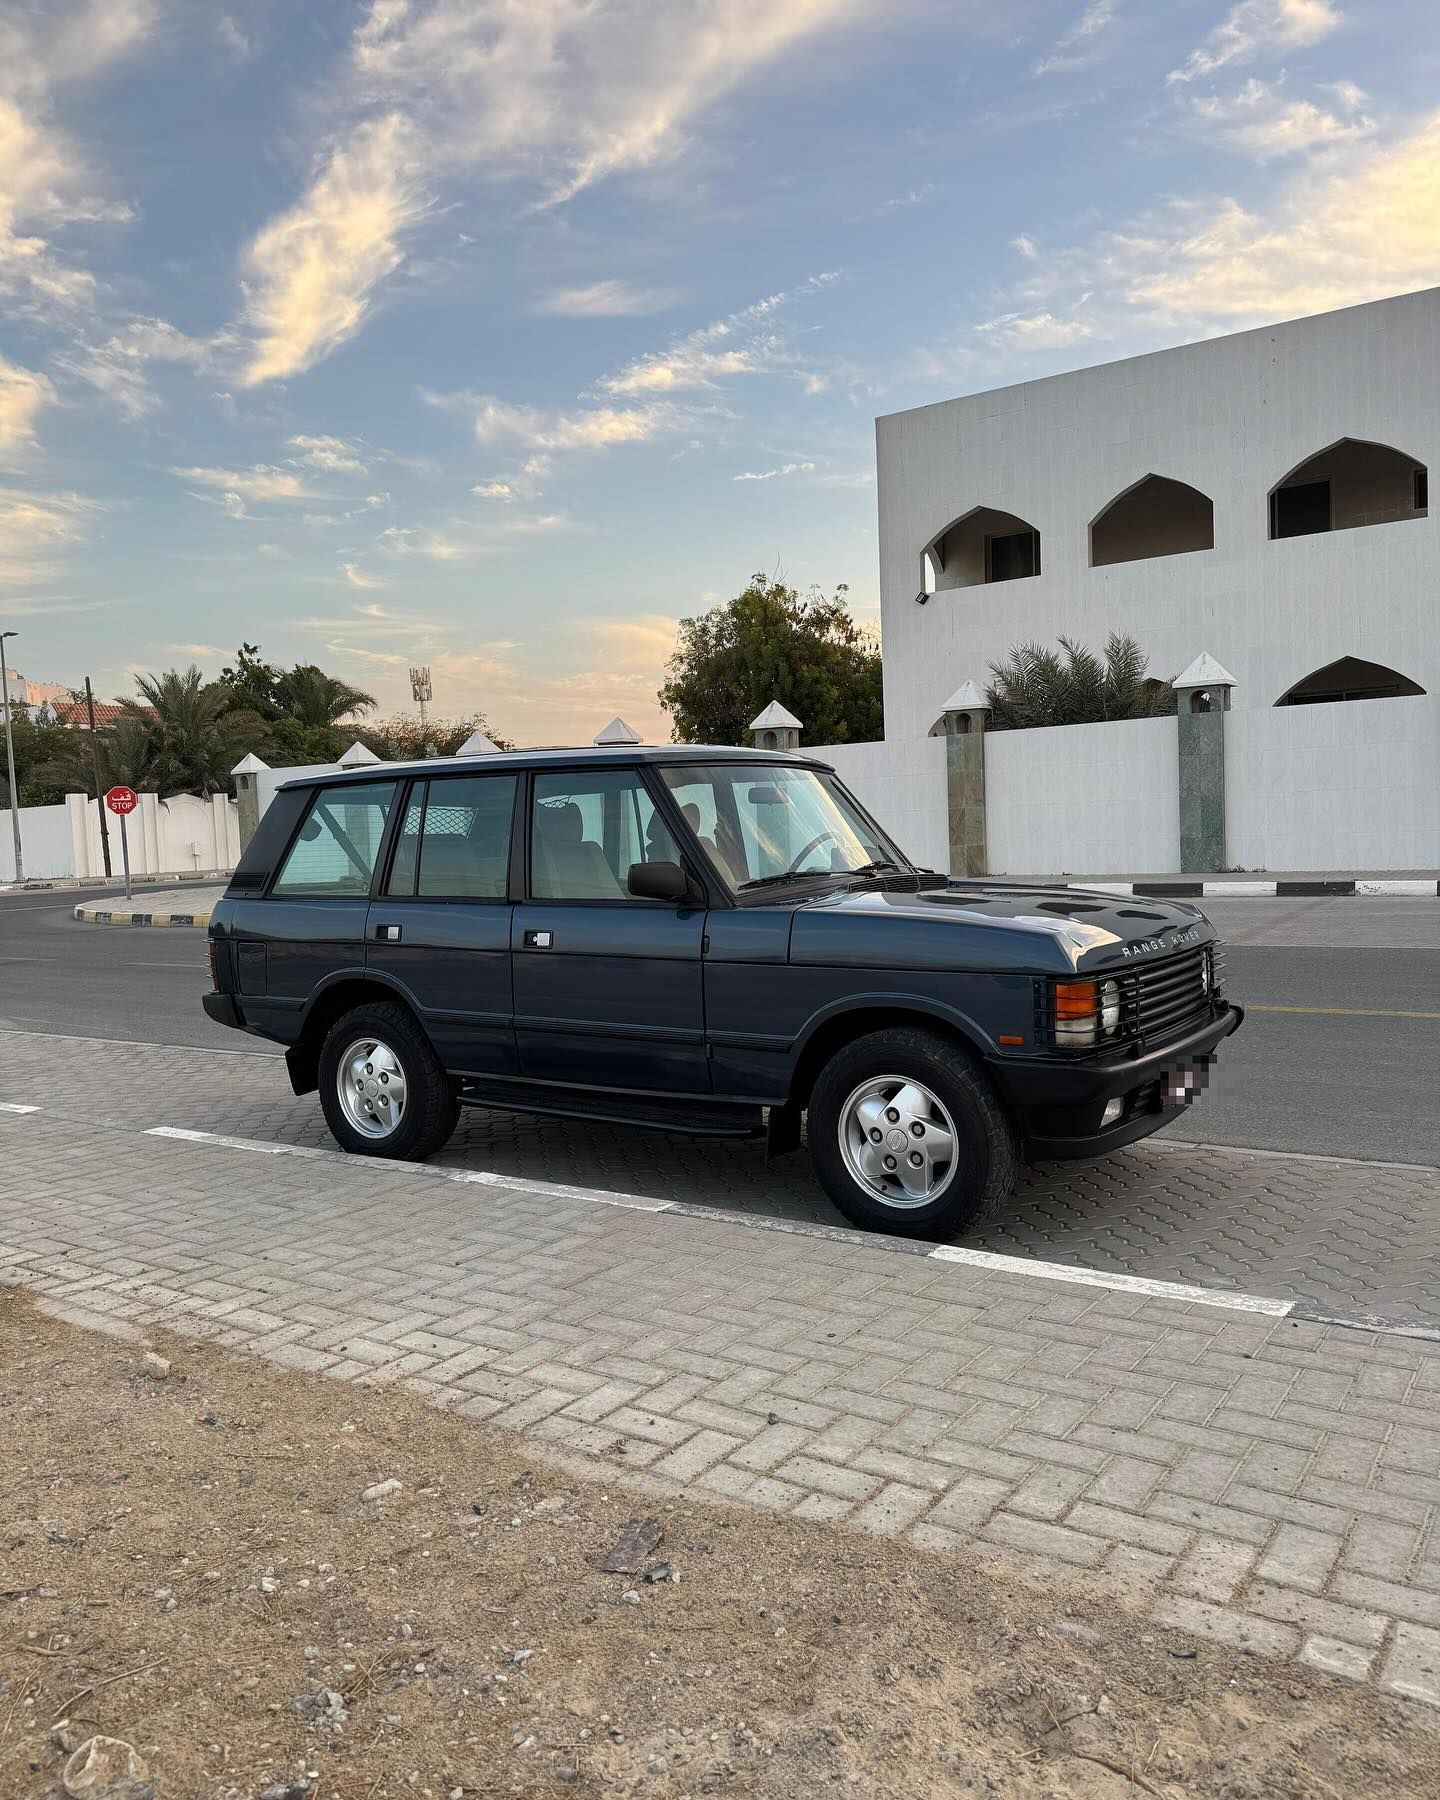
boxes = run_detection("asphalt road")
[1,887,1436,1166]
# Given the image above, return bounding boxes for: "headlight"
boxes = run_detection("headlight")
[1054,976,1123,1046]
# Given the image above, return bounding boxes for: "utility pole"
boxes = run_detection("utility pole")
[84,676,112,878]
[0,630,23,883]
[410,665,433,754]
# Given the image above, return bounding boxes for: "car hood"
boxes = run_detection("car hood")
[788,881,1215,975]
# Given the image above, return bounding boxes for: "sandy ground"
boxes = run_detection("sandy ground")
[2,1289,1438,1800]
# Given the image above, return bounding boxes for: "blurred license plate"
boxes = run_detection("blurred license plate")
[1164,1065,1206,1104]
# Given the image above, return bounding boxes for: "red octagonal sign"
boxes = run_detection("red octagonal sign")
[105,785,139,817]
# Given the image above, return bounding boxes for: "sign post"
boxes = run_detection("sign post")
[104,786,138,902]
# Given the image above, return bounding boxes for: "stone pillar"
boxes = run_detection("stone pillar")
[939,682,990,878]
[1172,654,1236,874]
[231,752,270,853]
[748,702,803,752]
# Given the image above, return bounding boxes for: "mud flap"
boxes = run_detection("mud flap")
[765,1102,803,1160]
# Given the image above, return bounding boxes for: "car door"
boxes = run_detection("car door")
[366,772,520,1076]
[237,778,399,1037]
[512,766,709,1093]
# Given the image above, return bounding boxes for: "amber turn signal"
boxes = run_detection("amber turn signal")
[1053,979,1098,1019]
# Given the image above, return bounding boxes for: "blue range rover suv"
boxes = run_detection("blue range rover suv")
[204,745,1242,1237]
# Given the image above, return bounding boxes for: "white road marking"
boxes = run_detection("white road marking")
[0,1027,280,1058]
[928,1243,1293,1316]
[0,1103,40,1114]
[144,1125,676,1212]
[146,1124,1298,1316]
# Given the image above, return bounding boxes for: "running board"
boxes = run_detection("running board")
[457,1079,765,1139]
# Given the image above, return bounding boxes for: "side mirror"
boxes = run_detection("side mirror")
[627,861,691,903]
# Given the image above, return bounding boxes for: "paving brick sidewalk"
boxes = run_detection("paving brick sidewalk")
[3,1107,1439,1706]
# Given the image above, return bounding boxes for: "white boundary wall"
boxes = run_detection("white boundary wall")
[813,736,950,871]
[1226,695,1438,871]
[986,716,1180,876]
[1,792,240,882]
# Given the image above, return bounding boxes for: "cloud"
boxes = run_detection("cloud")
[374,511,579,561]
[977,310,1097,351]
[0,4,158,318]
[595,272,840,396]
[1033,1,1117,77]
[56,317,212,418]
[733,461,815,481]
[290,433,370,474]
[1169,0,1343,84]
[444,392,683,454]
[0,357,55,454]
[171,641,226,657]
[342,562,386,589]
[0,484,102,585]
[537,279,678,317]
[236,0,880,383]
[239,112,431,386]
[998,112,1440,341]
[1180,78,1375,159]
[472,481,513,500]
[174,464,314,502]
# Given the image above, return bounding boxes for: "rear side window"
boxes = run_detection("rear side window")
[386,775,517,899]
[272,782,398,897]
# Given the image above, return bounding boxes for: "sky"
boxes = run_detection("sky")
[2,0,1439,745]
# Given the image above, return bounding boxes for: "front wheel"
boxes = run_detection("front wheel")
[317,1001,458,1161]
[807,1027,1017,1238]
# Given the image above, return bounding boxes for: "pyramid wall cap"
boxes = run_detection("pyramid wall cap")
[230,752,270,775]
[749,701,803,730]
[338,740,383,766]
[941,680,990,712]
[455,731,501,755]
[1172,652,1237,691]
[594,716,644,745]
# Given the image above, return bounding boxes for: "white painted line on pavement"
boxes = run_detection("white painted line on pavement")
[928,1243,1293,1316]
[0,1027,280,1059]
[144,1125,676,1213]
[0,1103,40,1114]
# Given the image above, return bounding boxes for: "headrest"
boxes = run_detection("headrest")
[537,801,584,842]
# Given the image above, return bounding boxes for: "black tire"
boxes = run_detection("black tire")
[807,1026,1017,1239]
[317,1001,459,1161]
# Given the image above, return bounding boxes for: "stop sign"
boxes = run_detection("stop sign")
[105,785,139,816]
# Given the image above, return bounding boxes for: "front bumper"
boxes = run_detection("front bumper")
[988,1002,1244,1160]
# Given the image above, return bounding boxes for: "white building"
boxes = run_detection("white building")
[814,288,1439,876]
[877,286,1435,737]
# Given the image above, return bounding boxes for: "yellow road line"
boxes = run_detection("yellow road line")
[1248,1003,1440,1020]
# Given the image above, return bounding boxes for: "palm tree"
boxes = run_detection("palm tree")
[114,666,271,795]
[273,665,377,730]
[985,633,1176,731]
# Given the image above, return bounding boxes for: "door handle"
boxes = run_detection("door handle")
[523,929,553,949]
[375,923,402,943]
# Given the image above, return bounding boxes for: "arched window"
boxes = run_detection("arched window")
[1269,439,1427,540]
[920,506,1040,594]
[1275,658,1427,706]
[1090,474,1214,567]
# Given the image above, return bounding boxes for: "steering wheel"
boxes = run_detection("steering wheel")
[787,829,839,874]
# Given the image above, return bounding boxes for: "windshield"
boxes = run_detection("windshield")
[660,763,910,891]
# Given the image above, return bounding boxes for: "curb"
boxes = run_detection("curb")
[1044,879,1440,899]
[73,903,211,929]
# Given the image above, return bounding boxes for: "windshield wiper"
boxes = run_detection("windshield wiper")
[738,869,838,891]
[848,859,905,876]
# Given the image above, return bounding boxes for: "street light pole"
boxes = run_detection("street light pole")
[0,630,23,883]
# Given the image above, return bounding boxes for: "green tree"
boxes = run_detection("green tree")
[985,633,1176,731]
[360,714,514,760]
[273,664,377,730]
[216,643,283,720]
[658,573,882,746]
[0,711,86,807]
[111,666,272,795]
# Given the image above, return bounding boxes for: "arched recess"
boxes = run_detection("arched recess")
[1090,473,1214,567]
[1275,657,1427,706]
[1269,438,1427,539]
[920,506,1040,594]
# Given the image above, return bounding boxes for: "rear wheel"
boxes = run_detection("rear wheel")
[807,1027,1017,1238]
[317,1001,458,1161]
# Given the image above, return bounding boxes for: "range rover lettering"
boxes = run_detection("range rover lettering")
[204,746,1242,1238]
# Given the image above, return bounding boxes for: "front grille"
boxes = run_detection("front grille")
[1123,946,1214,1047]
